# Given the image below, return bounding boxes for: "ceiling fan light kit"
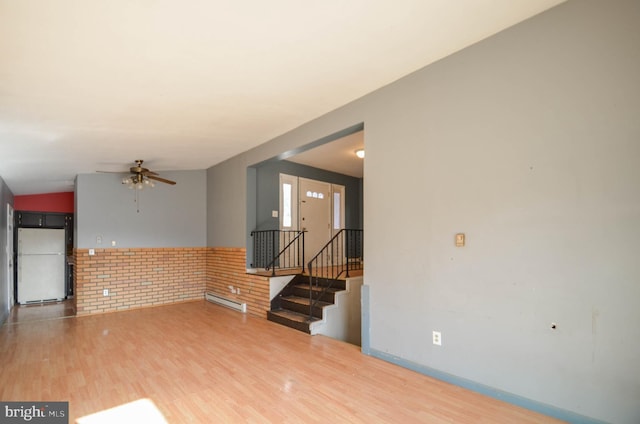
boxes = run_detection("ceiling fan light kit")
[104,159,177,188]
[122,175,155,189]
[98,159,176,212]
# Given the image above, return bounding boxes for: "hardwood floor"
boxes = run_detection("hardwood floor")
[5,300,76,324]
[0,300,563,423]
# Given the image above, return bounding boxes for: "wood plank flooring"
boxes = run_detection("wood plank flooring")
[0,301,563,423]
[5,300,76,324]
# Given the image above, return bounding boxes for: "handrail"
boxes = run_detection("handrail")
[251,230,305,277]
[307,229,363,319]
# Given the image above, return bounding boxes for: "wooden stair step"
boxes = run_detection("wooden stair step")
[294,283,341,291]
[295,278,347,290]
[281,295,330,318]
[282,295,331,307]
[267,309,320,334]
[291,285,340,303]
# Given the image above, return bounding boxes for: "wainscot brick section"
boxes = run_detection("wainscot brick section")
[74,248,206,316]
[206,247,270,318]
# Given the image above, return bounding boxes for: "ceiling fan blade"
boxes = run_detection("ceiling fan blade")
[141,169,159,176]
[146,175,176,185]
[96,170,127,174]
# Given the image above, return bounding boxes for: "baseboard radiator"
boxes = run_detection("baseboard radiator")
[205,292,247,313]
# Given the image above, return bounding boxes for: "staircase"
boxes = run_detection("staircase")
[260,228,363,335]
[267,274,346,334]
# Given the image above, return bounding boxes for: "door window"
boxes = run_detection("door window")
[279,174,298,230]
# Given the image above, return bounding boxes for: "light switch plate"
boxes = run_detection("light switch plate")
[455,233,465,247]
[272,210,278,218]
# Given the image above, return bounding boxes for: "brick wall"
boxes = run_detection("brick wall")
[74,247,206,315]
[205,247,270,318]
[73,246,272,318]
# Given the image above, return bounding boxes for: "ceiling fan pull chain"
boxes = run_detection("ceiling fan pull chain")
[135,186,140,213]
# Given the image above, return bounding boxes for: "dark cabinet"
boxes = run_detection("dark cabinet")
[17,211,67,229]
[46,213,67,228]
[17,212,44,227]
[65,215,73,249]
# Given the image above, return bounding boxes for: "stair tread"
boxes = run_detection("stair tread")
[294,283,342,292]
[269,309,320,323]
[282,295,331,307]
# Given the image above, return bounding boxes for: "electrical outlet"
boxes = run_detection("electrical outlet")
[103,289,109,297]
[432,331,442,346]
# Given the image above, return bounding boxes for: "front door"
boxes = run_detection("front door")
[299,178,332,266]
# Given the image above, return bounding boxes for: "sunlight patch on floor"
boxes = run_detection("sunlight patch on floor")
[76,399,167,424]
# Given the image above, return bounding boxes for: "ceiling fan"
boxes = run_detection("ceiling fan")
[99,160,175,213]
[101,159,176,188]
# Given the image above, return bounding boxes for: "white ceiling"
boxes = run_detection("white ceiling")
[287,131,364,178]
[0,0,565,195]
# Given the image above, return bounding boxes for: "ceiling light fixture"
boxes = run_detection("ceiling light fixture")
[108,159,176,213]
[122,174,155,190]
[355,149,365,159]
[121,174,155,213]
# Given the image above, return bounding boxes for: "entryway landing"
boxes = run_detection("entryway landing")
[249,267,363,278]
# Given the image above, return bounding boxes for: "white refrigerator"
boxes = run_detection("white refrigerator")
[17,228,66,304]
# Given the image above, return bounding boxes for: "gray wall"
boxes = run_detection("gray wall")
[76,170,206,248]
[0,176,14,325]
[253,160,362,231]
[207,1,640,422]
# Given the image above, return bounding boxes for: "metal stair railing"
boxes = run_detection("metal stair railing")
[307,229,363,320]
[251,230,305,277]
